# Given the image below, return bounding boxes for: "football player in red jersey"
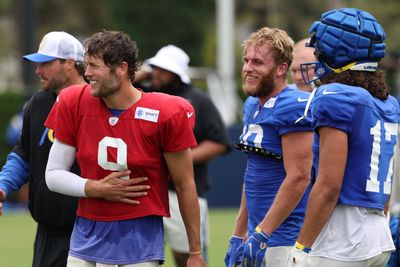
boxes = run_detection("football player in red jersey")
[45,31,206,267]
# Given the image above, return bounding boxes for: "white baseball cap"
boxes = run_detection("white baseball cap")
[23,31,84,63]
[146,45,191,84]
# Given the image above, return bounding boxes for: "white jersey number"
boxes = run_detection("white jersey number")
[98,137,129,180]
[241,124,263,148]
[366,121,398,194]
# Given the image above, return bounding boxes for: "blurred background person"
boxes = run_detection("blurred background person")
[289,38,316,92]
[135,44,231,267]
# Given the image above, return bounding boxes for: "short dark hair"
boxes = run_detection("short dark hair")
[84,31,139,81]
[59,59,86,76]
[74,61,86,76]
[320,70,390,100]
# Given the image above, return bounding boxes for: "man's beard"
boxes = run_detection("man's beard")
[243,69,275,98]
[91,72,121,98]
[43,71,68,93]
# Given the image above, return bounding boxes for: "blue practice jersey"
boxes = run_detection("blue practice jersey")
[312,83,400,210]
[239,87,313,247]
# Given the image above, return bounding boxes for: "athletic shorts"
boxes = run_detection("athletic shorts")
[163,190,209,254]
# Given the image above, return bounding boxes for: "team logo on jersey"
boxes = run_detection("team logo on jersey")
[109,117,119,126]
[322,89,338,95]
[297,97,309,102]
[48,128,55,143]
[264,97,276,108]
[135,107,160,123]
[40,128,54,146]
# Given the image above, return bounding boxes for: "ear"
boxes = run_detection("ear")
[116,61,129,77]
[64,59,76,70]
[276,62,289,77]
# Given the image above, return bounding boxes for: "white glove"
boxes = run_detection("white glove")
[286,246,309,267]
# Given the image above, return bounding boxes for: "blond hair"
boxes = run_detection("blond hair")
[242,27,294,68]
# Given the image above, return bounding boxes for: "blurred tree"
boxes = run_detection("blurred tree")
[2,0,400,95]
[103,0,214,66]
[36,0,108,38]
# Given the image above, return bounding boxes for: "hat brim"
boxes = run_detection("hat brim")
[23,53,58,63]
[147,57,190,84]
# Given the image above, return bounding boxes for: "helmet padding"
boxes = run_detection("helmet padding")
[308,8,386,69]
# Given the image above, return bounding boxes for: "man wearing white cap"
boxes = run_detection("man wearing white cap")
[0,31,146,267]
[136,44,231,267]
[0,31,86,267]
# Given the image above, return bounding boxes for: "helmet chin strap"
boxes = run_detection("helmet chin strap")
[295,82,318,124]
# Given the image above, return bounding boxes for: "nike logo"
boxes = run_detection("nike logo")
[187,112,194,118]
[297,97,309,102]
[322,89,338,95]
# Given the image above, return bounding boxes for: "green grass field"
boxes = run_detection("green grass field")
[0,208,237,267]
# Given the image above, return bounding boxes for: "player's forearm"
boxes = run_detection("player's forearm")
[296,127,347,247]
[232,185,248,237]
[259,173,309,235]
[45,139,87,197]
[165,149,202,251]
[176,185,202,252]
[296,181,340,247]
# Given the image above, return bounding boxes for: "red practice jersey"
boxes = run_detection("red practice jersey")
[45,84,197,221]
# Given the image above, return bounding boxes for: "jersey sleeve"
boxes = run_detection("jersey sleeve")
[45,85,83,147]
[274,91,313,136]
[160,97,197,152]
[312,84,355,133]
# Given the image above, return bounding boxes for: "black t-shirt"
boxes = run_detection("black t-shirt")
[13,90,79,234]
[139,83,231,197]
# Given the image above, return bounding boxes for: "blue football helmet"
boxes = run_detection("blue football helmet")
[301,8,386,84]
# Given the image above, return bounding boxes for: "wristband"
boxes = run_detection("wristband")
[189,250,202,255]
[255,226,270,240]
[295,241,311,253]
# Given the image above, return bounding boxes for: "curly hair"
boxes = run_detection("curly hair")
[84,31,139,81]
[242,27,294,68]
[320,70,390,100]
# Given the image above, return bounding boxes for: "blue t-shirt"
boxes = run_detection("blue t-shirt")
[312,83,400,210]
[239,87,313,247]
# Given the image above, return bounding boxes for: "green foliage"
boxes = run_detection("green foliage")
[103,0,214,66]
[0,91,25,164]
[0,0,11,13]
[37,0,108,37]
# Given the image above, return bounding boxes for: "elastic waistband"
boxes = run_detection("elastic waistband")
[365,208,385,216]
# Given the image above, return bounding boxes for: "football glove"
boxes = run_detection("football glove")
[286,242,311,267]
[241,227,270,267]
[225,236,245,267]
